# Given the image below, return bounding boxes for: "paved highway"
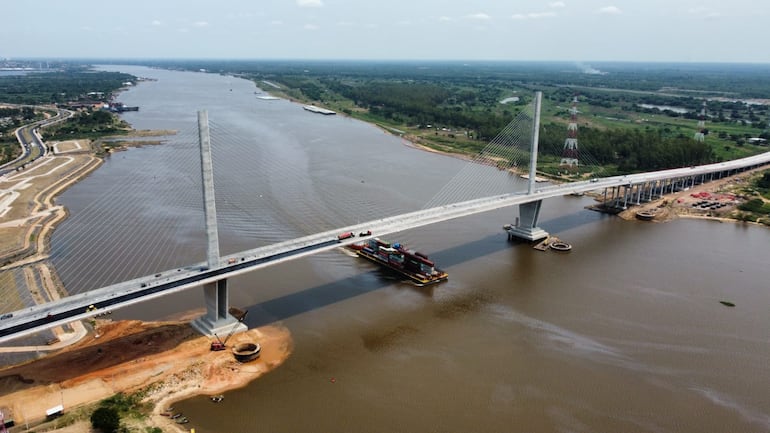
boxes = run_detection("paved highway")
[0,107,71,175]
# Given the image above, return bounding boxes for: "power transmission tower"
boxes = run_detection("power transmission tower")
[694,101,707,142]
[560,94,579,167]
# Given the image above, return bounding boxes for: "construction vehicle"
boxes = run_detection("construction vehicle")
[210,308,248,351]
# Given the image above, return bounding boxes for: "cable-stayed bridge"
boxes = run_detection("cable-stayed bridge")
[1,93,769,344]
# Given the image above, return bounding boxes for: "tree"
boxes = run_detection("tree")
[757,171,770,190]
[91,406,121,433]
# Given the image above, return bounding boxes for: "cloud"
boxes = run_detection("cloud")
[151,20,162,26]
[438,16,453,22]
[548,1,566,8]
[466,13,491,20]
[193,21,210,27]
[270,20,283,25]
[297,0,323,7]
[511,12,556,20]
[304,23,320,30]
[596,5,622,15]
[688,7,721,19]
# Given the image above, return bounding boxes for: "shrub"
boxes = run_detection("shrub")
[738,199,770,214]
[91,407,120,433]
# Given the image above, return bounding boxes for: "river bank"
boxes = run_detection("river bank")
[0,318,292,432]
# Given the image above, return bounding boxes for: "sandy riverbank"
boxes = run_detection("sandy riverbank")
[0,318,293,432]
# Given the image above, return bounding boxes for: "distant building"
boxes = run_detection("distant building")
[748,137,767,145]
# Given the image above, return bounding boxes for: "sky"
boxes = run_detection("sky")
[3,0,769,63]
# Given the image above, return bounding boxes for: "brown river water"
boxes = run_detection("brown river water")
[47,66,770,432]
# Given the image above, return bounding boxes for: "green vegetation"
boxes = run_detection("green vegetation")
[0,68,135,105]
[738,198,770,214]
[1,62,137,165]
[91,406,121,433]
[0,106,41,164]
[733,170,770,224]
[87,392,152,433]
[43,109,130,141]
[757,171,770,192]
[6,60,769,177]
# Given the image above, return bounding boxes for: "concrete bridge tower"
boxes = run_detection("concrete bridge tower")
[505,92,549,241]
[191,110,247,336]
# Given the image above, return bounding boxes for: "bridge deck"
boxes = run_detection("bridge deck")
[2,150,770,343]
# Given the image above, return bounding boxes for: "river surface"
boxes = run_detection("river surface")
[50,66,770,432]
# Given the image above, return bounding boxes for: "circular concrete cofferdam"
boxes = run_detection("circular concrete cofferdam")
[232,342,261,362]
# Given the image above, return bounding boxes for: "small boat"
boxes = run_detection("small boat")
[160,412,172,417]
[176,417,189,424]
[210,395,224,403]
[719,301,735,307]
[171,413,182,419]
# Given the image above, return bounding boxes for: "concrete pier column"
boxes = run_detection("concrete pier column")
[634,183,642,205]
[192,279,245,336]
[622,185,629,209]
[505,200,548,241]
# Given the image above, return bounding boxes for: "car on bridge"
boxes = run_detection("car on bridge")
[0,313,13,320]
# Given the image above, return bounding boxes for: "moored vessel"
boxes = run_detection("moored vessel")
[349,238,448,285]
[303,105,336,115]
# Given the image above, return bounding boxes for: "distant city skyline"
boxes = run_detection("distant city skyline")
[4,0,769,63]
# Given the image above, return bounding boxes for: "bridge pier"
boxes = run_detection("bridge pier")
[191,279,245,336]
[506,200,549,241]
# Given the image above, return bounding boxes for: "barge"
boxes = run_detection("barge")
[349,238,448,285]
[303,105,336,115]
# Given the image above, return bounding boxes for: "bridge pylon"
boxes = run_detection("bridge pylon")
[505,91,549,242]
[191,110,247,337]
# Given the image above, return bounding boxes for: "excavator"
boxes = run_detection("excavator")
[210,308,248,351]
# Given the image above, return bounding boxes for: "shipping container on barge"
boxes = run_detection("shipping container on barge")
[349,238,448,285]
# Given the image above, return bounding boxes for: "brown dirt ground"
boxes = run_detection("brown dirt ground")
[0,319,293,432]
